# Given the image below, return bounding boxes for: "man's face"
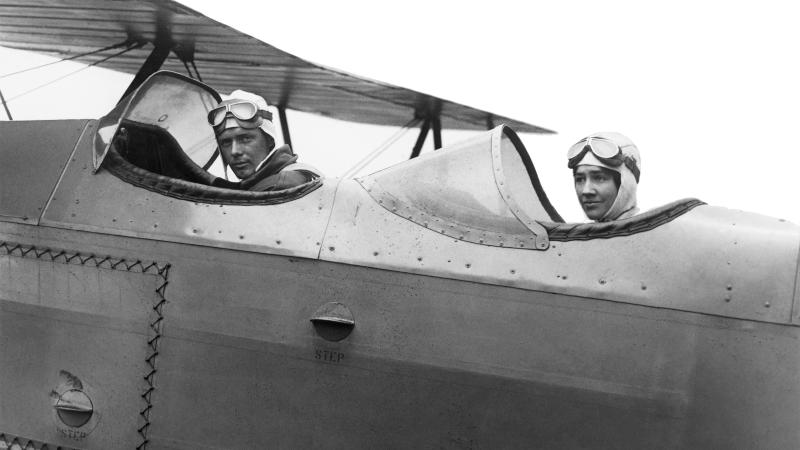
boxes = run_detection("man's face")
[573,165,619,220]
[217,127,270,179]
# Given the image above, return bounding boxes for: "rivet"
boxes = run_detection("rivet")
[238,235,244,239]
[558,253,562,256]
[112,218,117,222]
[373,251,379,256]
[417,257,423,262]
[726,284,732,291]
[599,279,606,285]
[562,275,568,280]
[724,295,731,302]
[329,246,335,251]
[465,263,471,268]
[74,199,80,204]
[510,269,516,274]
[641,284,647,291]
[764,301,771,308]
[192,228,198,234]
[153,224,158,228]
[276,240,281,245]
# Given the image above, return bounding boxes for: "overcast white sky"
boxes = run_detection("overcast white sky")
[1,0,798,223]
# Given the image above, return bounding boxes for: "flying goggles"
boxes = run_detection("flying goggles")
[567,137,640,182]
[207,100,273,129]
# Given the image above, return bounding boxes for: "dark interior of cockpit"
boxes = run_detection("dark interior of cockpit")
[113,120,217,185]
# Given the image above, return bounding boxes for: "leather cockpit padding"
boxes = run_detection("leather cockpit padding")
[541,198,705,241]
[102,147,322,205]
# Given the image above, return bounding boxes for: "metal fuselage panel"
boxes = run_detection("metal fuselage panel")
[0,228,162,447]
[40,120,336,260]
[0,120,90,225]
[1,221,799,449]
[2,119,800,448]
[321,180,800,325]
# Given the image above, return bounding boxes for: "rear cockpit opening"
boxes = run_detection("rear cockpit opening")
[358,125,703,247]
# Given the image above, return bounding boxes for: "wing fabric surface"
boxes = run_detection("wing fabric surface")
[0,0,553,133]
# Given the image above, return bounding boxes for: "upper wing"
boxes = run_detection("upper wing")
[0,0,554,133]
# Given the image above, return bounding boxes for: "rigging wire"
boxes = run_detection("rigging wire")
[342,117,420,179]
[0,40,132,80]
[3,42,144,104]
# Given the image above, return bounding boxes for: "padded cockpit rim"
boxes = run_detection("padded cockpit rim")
[541,198,706,241]
[102,147,322,205]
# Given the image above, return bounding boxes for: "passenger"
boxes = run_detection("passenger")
[567,132,641,221]
[207,90,320,191]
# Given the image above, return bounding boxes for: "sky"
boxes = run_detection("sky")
[0,0,798,224]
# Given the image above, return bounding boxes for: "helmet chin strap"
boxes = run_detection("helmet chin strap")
[220,139,279,181]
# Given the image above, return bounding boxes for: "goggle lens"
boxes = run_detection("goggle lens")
[208,101,260,126]
[567,137,621,160]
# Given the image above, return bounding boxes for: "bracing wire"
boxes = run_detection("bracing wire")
[3,42,144,104]
[342,117,420,179]
[0,40,132,80]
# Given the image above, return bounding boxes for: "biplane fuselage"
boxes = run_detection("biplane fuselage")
[1,73,799,448]
[0,1,799,447]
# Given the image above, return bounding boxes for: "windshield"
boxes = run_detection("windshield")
[94,71,221,173]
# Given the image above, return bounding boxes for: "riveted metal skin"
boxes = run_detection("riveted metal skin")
[3,113,800,448]
[41,120,335,260]
[0,120,90,225]
[322,180,800,325]
[3,219,800,449]
[358,126,557,250]
[0,240,166,448]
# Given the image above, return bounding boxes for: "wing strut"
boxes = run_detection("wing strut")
[409,118,431,158]
[120,42,171,101]
[432,115,442,149]
[408,114,442,158]
[278,106,292,149]
[0,86,12,120]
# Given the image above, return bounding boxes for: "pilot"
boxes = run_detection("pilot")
[207,90,320,191]
[567,132,641,221]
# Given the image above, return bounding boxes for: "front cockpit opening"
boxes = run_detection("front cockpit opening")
[93,71,321,205]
